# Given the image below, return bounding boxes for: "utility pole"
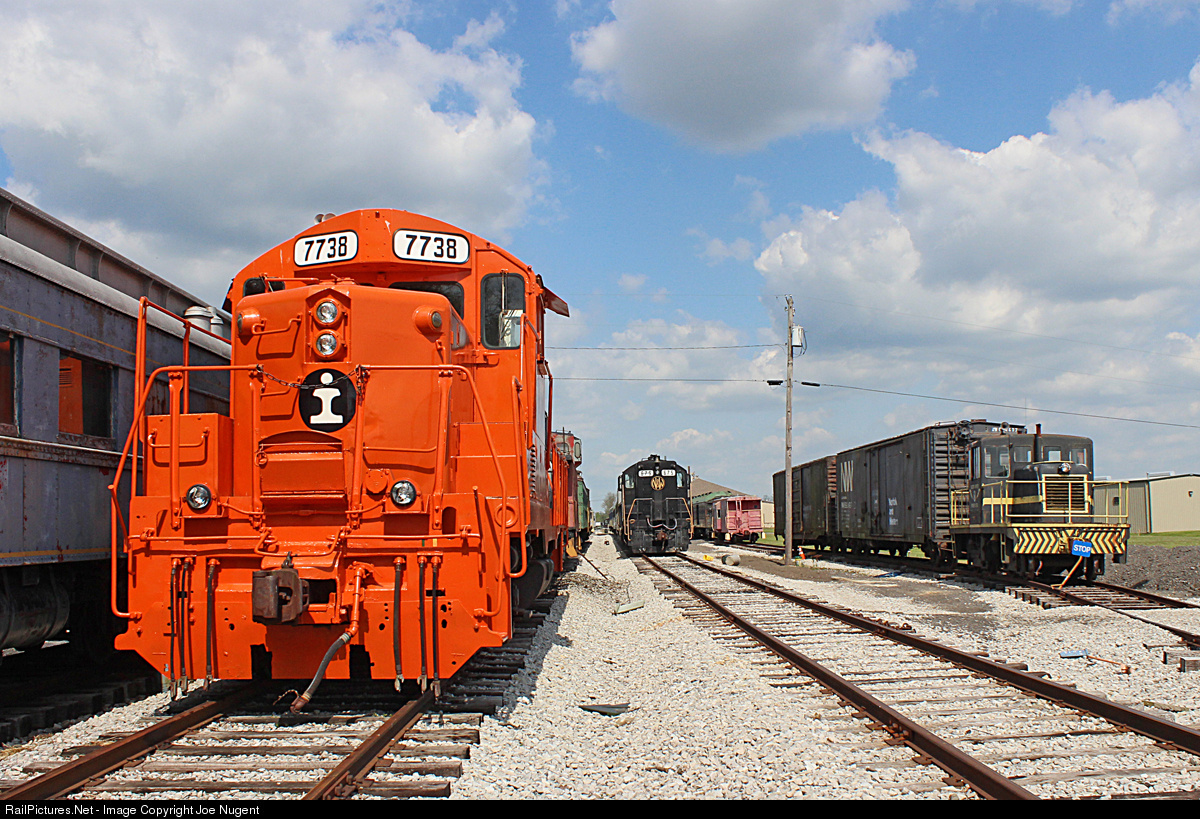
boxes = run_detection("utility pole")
[785,296,794,565]
[784,296,805,566]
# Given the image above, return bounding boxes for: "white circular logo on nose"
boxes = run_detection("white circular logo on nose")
[298,368,357,432]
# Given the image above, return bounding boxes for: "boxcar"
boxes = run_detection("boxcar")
[774,420,1127,577]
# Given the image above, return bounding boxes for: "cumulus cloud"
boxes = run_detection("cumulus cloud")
[0,2,545,303]
[755,60,1200,454]
[570,0,913,152]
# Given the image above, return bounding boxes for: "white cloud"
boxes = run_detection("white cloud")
[570,0,913,152]
[1107,0,1200,22]
[617,273,647,292]
[0,2,545,304]
[755,61,1200,470]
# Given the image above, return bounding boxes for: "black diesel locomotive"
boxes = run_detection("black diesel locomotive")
[616,454,692,554]
[774,420,1128,579]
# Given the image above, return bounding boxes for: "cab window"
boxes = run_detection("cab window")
[482,273,524,349]
[984,445,1010,478]
[389,281,464,317]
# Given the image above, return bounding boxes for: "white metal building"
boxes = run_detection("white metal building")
[1095,474,1200,534]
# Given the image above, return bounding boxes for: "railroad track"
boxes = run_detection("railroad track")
[0,595,557,799]
[0,648,162,744]
[718,540,1200,647]
[638,553,1200,799]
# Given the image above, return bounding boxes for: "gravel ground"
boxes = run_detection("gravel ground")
[450,534,1200,799]
[1105,542,1200,599]
[1,533,1197,800]
[451,534,971,799]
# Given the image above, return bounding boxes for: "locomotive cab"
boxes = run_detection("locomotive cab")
[963,432,1122,578]
[968,434,1094,526]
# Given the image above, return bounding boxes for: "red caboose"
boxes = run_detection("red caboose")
[713,495,763,544]
[111,210,569,699]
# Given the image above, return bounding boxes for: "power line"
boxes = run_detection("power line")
[555,374,1200,430]
[555,377,766,382]
[799,381,1200,430]
[555,290,1200,362]
[548,344,776,350]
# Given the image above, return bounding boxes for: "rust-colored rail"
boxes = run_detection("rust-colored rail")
[675,552,1200,758]
[303,688,437,800]
[645,556,1035,800]
[1018,577,1200,648]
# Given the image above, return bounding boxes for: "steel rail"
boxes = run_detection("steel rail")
[304,688,437,799]
[1018,577,1200,649]
[743,541,1200,645]
[643,556,1036,800]
[1084,579,1200,609]
[677,553,1200,756]
[0,683,265,800]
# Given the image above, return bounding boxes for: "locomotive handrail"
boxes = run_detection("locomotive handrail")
[950,478,1129,527]
[112,360,519,619]
[109,363,259,619]
[134,298,230,491]
[351,364,516,540]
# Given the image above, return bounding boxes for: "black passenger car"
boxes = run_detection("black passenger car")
[616,455,691,554]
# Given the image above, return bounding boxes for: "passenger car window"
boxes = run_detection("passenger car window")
[59,352,112,437]
[0,333,14,427]
[482,273,524,349]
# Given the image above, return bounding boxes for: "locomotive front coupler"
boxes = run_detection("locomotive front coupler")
[251,553,310,624]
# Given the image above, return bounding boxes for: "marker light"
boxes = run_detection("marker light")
[315,300,340,325]
[390,480,417,507]
[186,484,212,512]
[315,332,339,357]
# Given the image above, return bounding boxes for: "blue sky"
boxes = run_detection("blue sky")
[3,0,1200,503]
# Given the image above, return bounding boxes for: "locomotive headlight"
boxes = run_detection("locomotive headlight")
[185,483,212,512]
[390,480,417,508]
[315,331,339,357]
[315,300,340,325]
[1058,462,1073,475]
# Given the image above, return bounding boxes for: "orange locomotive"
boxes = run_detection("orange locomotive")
[111,210,571,702]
